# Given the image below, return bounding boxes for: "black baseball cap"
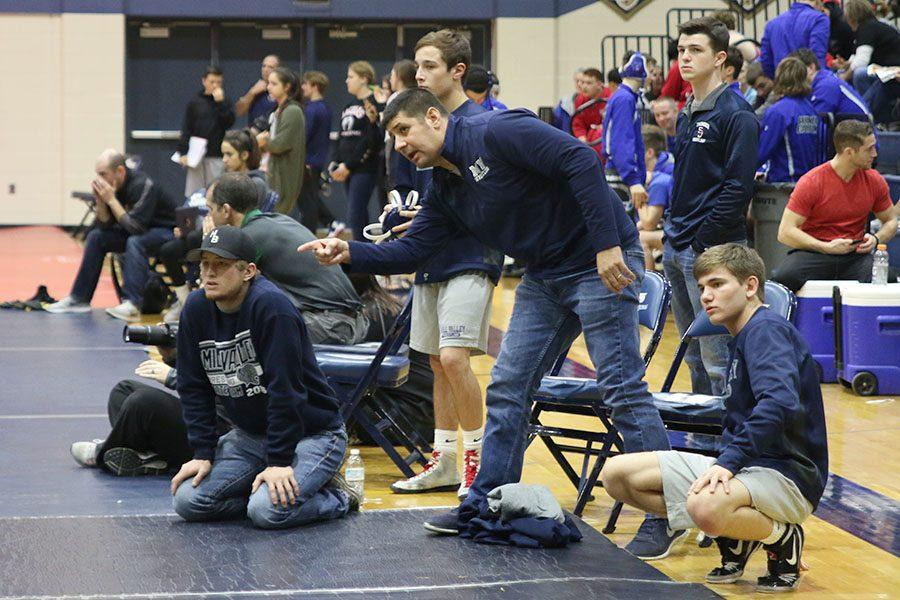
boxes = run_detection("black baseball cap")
[187,225,258,263]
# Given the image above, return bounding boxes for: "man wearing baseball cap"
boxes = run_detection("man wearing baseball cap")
[172,225,360,529]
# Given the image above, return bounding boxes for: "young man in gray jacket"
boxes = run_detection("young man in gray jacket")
[204,172,367,345]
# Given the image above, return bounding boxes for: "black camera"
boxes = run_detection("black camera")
[122,324,177,348]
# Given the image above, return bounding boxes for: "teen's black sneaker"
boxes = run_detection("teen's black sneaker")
[757,524,804,593]
[423,508,460,535]
[625,517,689,560]
[706,537,762,583]
[101,447,168,476]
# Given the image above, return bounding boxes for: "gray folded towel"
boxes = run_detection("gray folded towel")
[486,483,565,523]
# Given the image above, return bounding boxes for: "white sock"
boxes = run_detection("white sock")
[174,284,190,304]
[462,426,484,452]
[433,429,458,455]
[762,521,787,545]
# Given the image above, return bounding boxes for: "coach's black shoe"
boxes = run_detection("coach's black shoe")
[706,537,762,583]
[423,508,459,535]
[757,524,804,593]
[101,447,167,476]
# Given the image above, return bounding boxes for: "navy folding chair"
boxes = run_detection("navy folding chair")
[314,294,431,478]
[527,271,672,519]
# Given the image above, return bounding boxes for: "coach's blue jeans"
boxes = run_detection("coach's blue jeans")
[662,241,730,395]
[174,427,350,529]
[464,244,670,505]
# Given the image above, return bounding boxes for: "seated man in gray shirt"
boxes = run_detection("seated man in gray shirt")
[203,172,367,345]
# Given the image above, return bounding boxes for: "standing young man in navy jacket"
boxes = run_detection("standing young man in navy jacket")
[602,245,828,593]
[387,30,502,499]
[171,226,359,529]
[301,89,679,559]
[663,17,759,397]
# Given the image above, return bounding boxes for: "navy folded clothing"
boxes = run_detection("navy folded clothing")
[459,495,582,548]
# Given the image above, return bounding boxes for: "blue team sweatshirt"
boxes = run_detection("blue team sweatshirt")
[349,109,638,279]
[602,85,646,187]
[760,2,830,78]
[656,151,675,176]
[391,99,502,285]
[810,69,871,116]
[304,99,332,171]
[665,83,759,252]
[177,276,342,467]
[757,96,821,183]
[716,307,828,509]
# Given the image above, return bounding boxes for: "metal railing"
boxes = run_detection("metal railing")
[599,34,671,81]
[666,0,791,44]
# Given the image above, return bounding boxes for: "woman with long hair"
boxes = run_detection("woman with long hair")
[257,66,306,216]
[221,129,275,210]
[757,57,821,183]
[331,61,383,241]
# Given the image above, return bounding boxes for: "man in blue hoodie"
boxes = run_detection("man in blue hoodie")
[602,244,827,593]
[790,48,871,116]
[664,17,759,397]
[171,226,360,529]
[301,88,679,558]
[759,0,830,78]
[603,52,649,218]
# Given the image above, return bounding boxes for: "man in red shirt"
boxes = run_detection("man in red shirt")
[571,68,608,160]
[773,120,897,292]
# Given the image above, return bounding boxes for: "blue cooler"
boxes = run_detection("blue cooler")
[795,281,855,383]
[835,283,900,396]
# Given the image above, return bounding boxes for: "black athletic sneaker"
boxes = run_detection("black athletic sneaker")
[706,537,762,583]
[102,447,168,476]
[757,524,804,593]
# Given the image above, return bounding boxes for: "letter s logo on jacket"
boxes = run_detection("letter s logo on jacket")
[692,121,711,143]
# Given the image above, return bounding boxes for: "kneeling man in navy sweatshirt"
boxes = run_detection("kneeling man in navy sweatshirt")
[171,225,359,528]
[601,244,828,593]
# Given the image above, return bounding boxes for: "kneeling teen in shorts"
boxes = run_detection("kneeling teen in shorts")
[601,244,828,593]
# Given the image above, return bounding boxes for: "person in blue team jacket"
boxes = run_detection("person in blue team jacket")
[300,88,680,559]
[789,48,871,117]
[602,244,827,594]
[759,0,830,78]
[757,58,822,183]
[171,226,360,529]
[603,52,649,218]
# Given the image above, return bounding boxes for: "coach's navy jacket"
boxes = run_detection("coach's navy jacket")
[757,96,821,183]
[390,99,502,285]
[349,109,638,279]
[664,83,759,253]
[810,69,871,116]
[715,307,828,509]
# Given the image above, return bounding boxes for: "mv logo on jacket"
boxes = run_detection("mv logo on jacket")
[468,157,490,182]
[199,330,266,398]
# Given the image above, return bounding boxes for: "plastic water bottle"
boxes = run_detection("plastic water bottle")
[872,244,889,285]
[344,449,365,501]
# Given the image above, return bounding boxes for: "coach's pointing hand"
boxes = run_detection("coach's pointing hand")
[596,246,635,294]
[298,238,351,266]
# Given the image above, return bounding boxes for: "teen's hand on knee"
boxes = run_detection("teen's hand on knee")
[135,359,172,384]
[596,246,635,293]
[251,466,300,507]
[690,465,734,495]
[298,238,351,266]
[170,459,212,495]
